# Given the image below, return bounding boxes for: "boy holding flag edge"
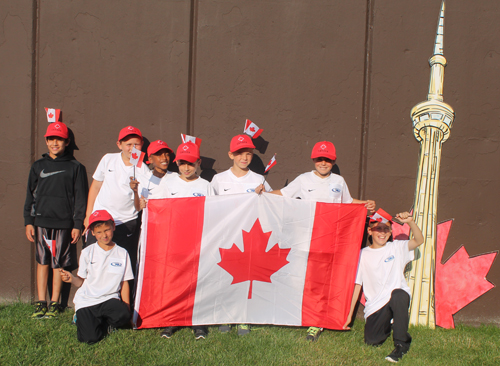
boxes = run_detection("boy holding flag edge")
[270,140,375,341]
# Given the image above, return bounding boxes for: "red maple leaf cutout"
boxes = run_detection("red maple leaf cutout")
[249,127,256,132]
[48,112,54,118]
[435,219,497,328]
[218,219,291,299]
[131,152,138,159]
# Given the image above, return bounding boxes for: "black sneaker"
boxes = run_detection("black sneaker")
[107,324,118,334]
[385,344,409,363]
[45,301,60,318]
[194,328,207,340]
[305,327,322,342]
[31,301,48,319]
[161,326,178,339]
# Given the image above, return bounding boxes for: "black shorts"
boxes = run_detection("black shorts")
[35,227,77,269]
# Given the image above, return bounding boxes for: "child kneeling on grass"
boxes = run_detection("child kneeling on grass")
[60,210,133,344]
[343,210,424,363]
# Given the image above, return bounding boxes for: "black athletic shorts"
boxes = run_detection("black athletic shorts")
[35,227,77,269]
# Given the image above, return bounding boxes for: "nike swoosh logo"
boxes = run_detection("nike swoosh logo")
[224,188,230,191]
[171,192,178,195]
[127,233,133,237]
[308,189,315,192]
[108,169,114,172]
[40,169,65,178]
[90,262,96,264]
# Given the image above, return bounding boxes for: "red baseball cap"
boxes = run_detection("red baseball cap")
[174,142,200,163]
[147,140,173,157]
[45,122,69,139]
[118,126,143,141]
[230,134,255,152]
[88,210,114,226]
[311,141,336,161]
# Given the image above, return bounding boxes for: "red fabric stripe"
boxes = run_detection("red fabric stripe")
[135,197,205,329]
[302,203,367,329]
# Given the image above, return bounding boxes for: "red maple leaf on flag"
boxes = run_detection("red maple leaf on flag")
[48,112,54,119]
[390,217,497,328]
[218,219,291,299]
[132,152,138,159]
[250,127,255,132]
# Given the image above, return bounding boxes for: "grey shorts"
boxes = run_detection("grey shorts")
[35,227,76,269]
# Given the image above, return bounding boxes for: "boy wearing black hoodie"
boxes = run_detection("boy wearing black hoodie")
[24,122,88,318]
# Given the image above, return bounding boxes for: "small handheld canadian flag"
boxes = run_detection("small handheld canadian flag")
[45,108,61,123]
[243,119,263,139]
[369,208,392,224]
[181,134,202,147]
[130,146,145,168]
[264,154,277,174]
[43,236,57,258]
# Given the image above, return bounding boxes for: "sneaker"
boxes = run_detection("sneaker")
[107,324,117,334]
[306,327,322,342]
[237,324,251,336]
[194,328,207,340]
[385,344,409,363]
[72,313,77,325]
[31,301,47,319]
[161,326,178,339]
[45,302,60,318]
[219,324,231,333]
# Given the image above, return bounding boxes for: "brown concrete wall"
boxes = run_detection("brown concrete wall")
[1,0,499,324]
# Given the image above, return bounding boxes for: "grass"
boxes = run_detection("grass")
[1,302,499,366]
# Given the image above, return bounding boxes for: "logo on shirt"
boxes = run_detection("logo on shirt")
[110,262,123,267]
[108,169,114,172]
[224,188,231,191]
[40,169,65,178]
[192,192,204,197]
[171,192,178,195]
[331,188,341,193]
[308,189,315,192]
[246,188,255,193]
[384,255,395,263]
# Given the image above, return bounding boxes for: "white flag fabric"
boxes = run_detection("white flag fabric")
[130,147,145,168]
[45,108,61,123]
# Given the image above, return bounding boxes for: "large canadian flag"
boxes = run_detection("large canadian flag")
[134,194,366,330]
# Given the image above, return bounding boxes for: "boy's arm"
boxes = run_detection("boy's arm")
[120,281,131,310]
[352,199,376,213]
[84,179,103,230]
[395,212,424,251]
[129,177,142,212]
[59,269,84,288]
[343,283,362,330]
[72,164,89,243]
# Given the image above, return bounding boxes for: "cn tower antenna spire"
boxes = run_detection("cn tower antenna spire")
[434,1,445,56]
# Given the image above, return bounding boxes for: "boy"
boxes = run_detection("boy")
[270,141,375,341]
[343,210,424,363]
[24,122,88,318]
[60,210,133,344]
[160,141,210,339]
[129,139,174,211]
[84,126,149,304]
[208,134,271,335]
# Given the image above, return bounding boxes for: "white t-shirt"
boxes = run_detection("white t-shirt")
[135,169,174,200]
[163,175,210,198]
[92,153,149,225]
[355,240,414,319]
[280,171,353,203]
[73,243,134,312]
[208,168,272,196]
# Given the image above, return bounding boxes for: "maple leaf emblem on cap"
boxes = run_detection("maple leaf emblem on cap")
[183,145,189,151]
[92,212,99,216]
[128,126,134,131]
[321,144,327,149]
[238,136,245,142]
[218,219,290,299]
[54,124,60,129]
[132,152,138,159]
[48,112,54,118]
